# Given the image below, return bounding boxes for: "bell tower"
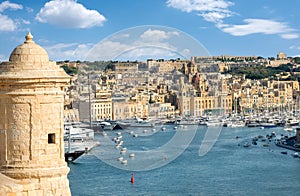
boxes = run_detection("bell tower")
[0,33,71,195]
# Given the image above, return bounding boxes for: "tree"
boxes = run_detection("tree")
[61,65,78,75]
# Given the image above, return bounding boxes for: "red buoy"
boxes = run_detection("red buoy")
[131,172,134,184]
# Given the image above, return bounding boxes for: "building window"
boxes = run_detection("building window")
[48,133,55,144]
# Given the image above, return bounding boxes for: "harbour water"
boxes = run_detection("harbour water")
[68,126,300,196]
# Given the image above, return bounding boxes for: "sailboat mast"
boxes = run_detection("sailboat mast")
[88,73,92,129]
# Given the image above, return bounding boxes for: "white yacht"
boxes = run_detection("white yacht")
[64,125,94,141]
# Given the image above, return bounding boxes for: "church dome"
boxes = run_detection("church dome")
[9,32,49,64]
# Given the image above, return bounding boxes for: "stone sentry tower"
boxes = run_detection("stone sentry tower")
[0,33,71,195]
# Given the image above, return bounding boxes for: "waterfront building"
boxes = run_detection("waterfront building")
[91,97,112,121]
[190,95,232,116]
[91,80,113,121]
[113,98,136,120]
[69,54,300,121]
[236,77,298,114]
[0,33,71,195]
[149,102,175,119]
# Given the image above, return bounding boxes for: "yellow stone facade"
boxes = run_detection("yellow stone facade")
[0,33,71,195]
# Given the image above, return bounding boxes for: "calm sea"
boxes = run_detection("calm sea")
[68,126,300,196]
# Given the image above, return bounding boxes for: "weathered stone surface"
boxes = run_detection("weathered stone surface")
[0,33,71,195]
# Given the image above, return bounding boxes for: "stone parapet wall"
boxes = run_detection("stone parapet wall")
[0,172,71,196]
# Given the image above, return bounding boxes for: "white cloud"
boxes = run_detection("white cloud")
[44,42,94,60]
[140,29,179,42]
[289,45,300,50]
[111,33,130,41]
[181,48,191,57]
[86,40,133,61]
[167,0,299,40]
[166,0,233,13]
[85,28,182,61]
[116,47,179,61]
[25,7,34,13]
[280,33,299,39]
[0,1,23,31]
[0,14,17,31]
[0,1,22,12]
[167,0,234,23]
[36,0,106,28]
[15,18,30,25]
[289,45,295,49]
[219,19,299,39]
[86,34,181,61]
[199,11,232,23]
[45,26,209,61]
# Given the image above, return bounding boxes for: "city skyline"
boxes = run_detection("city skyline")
[0,0,299,61]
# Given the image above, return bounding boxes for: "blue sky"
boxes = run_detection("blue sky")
[0,0,299,61]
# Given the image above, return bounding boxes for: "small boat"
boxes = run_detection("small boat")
[206,120,223,127]
[98,121,115,130]
[286,119,299,127]
[64,126,90,162]
[119,118,154,128]
[292,152,299,158]
[247,122,259,127]
[260,122,277,128]
[263,143,270,147]
[65,150,85,162]
[64,126,94,141]
[120,147,127,154]
[161,127,166,131]
[284,127,294,132]
[129,153,135,158]
[243,142,251,147]
[121,159,127,165]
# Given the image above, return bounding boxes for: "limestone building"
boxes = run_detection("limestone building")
[0,33,71,195]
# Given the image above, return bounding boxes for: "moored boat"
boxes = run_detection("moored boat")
[65,150,86,162]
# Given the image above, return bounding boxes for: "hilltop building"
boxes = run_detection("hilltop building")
[268,51,290,67]
[147,58,189,73]
[277,51,287,60]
